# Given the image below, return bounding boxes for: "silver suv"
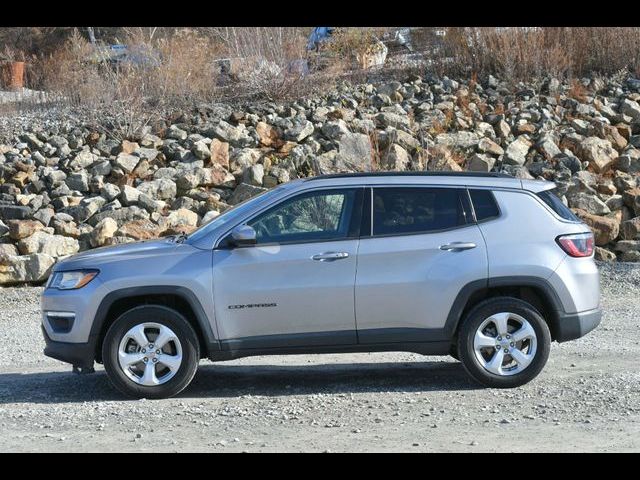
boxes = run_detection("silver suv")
[41,172,601,399]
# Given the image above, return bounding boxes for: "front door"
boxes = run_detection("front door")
[213,187,364,349]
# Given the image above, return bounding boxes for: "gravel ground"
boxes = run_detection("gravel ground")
[1,262,639,452]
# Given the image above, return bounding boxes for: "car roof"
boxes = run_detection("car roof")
[300,172,555,193]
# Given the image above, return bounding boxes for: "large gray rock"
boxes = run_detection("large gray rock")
[69,149,97,169]
[620,98,640,122]
[337,133,373,171]
[435,131,479,149]
[65,171,90,192]
[380,144,410,171]
[228,183,268,205]
[120,185,141,206]
[321,120,350,140]
[212,121,253,148]
[90,217,118,247]
[17,231,80,257]
[504,136,532,165]
[375,112,411,129]
[285,119,314,142]
[579,137,617,172]
[0,205,31,221]
[468,153,496,172]
[137,178,177,201]
[567,192,611,215]
[114,153,141,174]
[89,206,150,227]
[243,164,264,186]
[0,253,56,284]
[621,217,640,240]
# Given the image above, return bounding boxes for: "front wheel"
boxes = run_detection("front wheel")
[457,297,551,388]
[102,305,200,399]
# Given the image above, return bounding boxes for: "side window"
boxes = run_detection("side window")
[536,189,580,222]
[469,189,500,221]
[372,187,467,236]
[248,189,359,244]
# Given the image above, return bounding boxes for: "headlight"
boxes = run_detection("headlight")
[47,270,99,290]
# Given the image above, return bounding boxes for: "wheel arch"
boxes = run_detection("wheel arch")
[447,276,564,341]
[91,286,219,363]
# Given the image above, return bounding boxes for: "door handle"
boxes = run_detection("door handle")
[311,252,350,261]
[439,242,477,251]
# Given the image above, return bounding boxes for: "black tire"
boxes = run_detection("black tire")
[102,305,200,399]
[457,297,551,388]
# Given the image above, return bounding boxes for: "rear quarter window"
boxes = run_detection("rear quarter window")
[536,189,581,222]
[469,189,500,221]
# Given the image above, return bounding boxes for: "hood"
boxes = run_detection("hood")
[55,238,183,271]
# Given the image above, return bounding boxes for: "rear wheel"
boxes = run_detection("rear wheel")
[102,305,200,399]
[457,297,551,388]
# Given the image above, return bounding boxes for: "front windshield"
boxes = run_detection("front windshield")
[186,185,288,244]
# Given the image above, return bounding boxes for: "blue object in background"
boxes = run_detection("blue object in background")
[307,27,334,51]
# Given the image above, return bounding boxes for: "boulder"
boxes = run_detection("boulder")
[594,246,616,262]
[284,119,314,142]
[622,188,640,216]
[380,144,410,171]
[572,209,619,245]
[89,217,118,247]
[620,98,640,122]
[468,153,496,172]
[0,205,31,221]
[477,137,504,156]
[17,231,79,257]
[114,153,141,174]
[212,121,253,147]
[116,220,162,240]
[158,208,199,232]
[427,145,463,171]
[243,164,265,186]
[0,253,56,284]
[567,192,611,216]
[210,138,230,168]
[621,216,640,240]
[7,220,44,240]
[228,183,268,205]
[137,178,177,201]
[504,136,532,166]
[435,131,479,149]
[337,132,372,167]
[579,137,617,172]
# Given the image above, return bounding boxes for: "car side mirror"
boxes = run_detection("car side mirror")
[230,225,257,247]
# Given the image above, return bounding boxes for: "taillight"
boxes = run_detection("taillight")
[556,232,594,257]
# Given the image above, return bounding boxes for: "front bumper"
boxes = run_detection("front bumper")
[555,307,602,343]
[42,326,96,368]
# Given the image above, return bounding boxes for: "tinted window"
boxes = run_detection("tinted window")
[537,189,580,222]
[372,188,466,236]
[248,189,358,244]
[469,189,500,221]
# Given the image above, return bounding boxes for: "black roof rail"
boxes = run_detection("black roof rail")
[304,171,514,181]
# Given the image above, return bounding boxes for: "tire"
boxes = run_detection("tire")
[457,297,551,389]
[102,305,200,399]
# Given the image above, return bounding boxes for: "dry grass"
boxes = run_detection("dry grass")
[434,27,640,81]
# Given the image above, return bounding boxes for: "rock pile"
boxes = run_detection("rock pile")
[2,73,640,284]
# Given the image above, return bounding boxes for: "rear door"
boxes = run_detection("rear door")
[355,186,488,343]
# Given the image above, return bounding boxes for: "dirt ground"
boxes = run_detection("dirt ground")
[1,263,639,452]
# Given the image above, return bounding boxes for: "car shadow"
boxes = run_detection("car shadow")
[0,360,477,404]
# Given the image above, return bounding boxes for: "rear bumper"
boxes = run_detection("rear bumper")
[555,307,602,343]
[42,326,95,368]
